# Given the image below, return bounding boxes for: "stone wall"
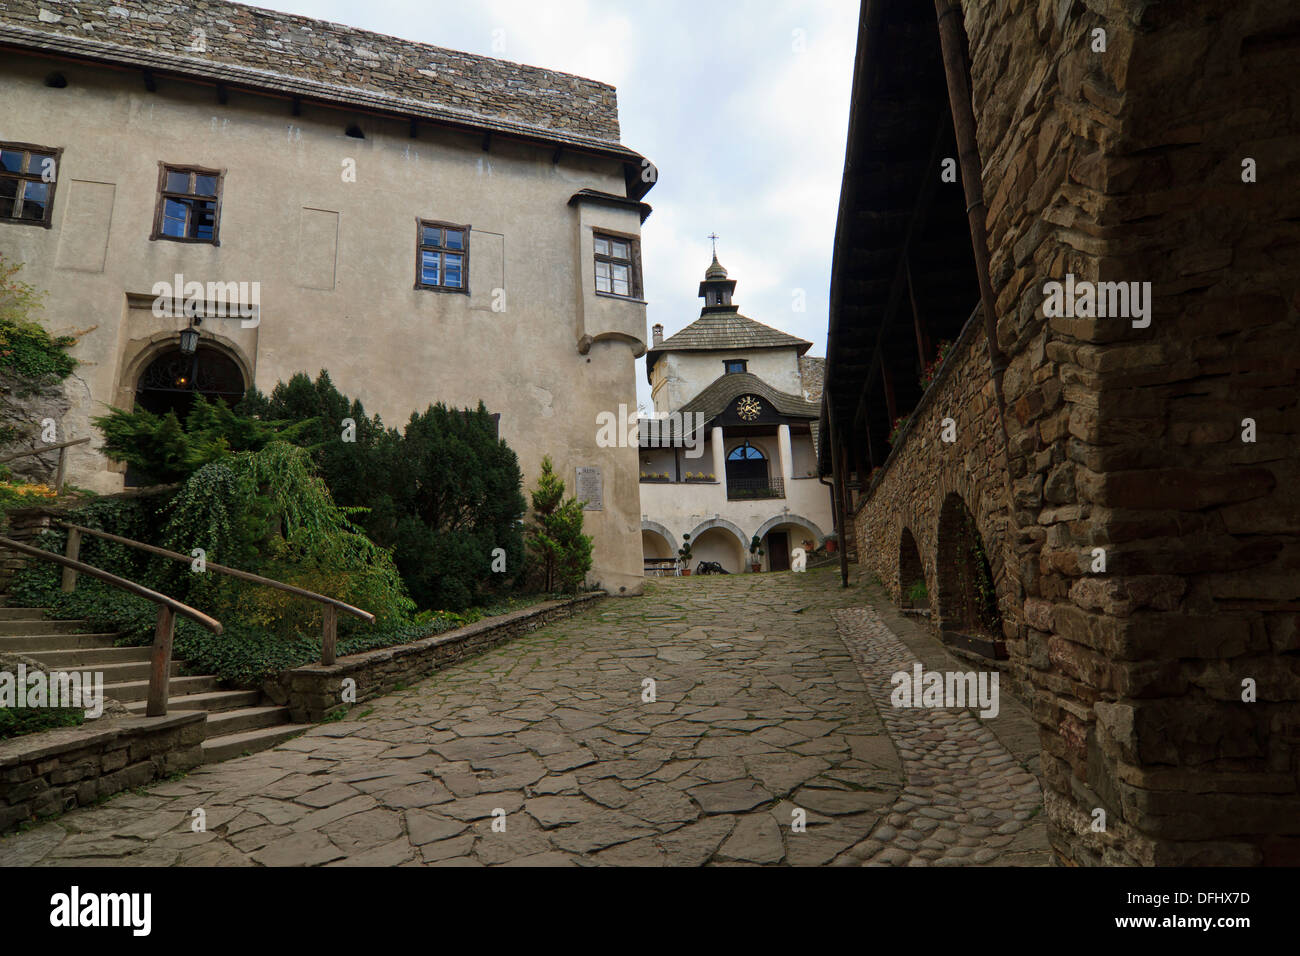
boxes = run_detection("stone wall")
[268,594,603,723]
[0,711,205,833]
[1,0,621,143]
[854,0,1300,865]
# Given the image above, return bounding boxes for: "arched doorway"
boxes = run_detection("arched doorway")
[935,492,1003,655]
[127,344,247,486]
[690,526,746,573]
[135,345,246,420]
[726,441,768,497]
[898,527,925,608]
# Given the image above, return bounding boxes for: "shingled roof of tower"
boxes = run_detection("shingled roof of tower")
[0,0,649,178]
[644,313,813,381]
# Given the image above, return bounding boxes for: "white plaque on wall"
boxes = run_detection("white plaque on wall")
[576,466,603,511]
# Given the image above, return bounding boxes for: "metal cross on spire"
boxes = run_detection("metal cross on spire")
[707,232,719,257]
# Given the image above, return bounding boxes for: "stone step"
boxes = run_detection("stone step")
[205,705,292,737]
[124,688,262,715]
[0,607,48,620]
[21,645,154,667]
[0,632,121,651]
[103,674,216,703]
[86,659,188,682]
[0,619,96,636]
[201,723,310,763]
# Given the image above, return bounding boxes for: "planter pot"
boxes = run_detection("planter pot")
[750,563,761,573]
[826,539,838,553]
[681,569,692,576]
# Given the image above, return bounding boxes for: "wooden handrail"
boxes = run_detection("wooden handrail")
[0,437,91,464]
[0,535,222,718]
[57,520,375,666]
[0,437,91,493]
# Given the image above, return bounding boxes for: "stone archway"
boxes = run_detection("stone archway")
[898,526,925,609]
[753,513,827,547]
[641,520,676,565]
[935,491,1003,653]
[686,517,748,572]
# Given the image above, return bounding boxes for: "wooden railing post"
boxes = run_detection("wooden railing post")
[321,604,337,666]
[146,605,175,717]
[61,527,81,593]
[54,444,68,494]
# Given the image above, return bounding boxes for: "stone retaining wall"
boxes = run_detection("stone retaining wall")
[851,0,1300,866]
[268,593,604,723]
[0,711,205,833]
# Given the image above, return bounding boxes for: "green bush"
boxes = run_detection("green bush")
[93,393,307,485]
[0,252,77,383]
[0,705,84,739]
[907,579,929,605]
[243,373,527,612]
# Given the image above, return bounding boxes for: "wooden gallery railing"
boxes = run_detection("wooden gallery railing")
[0,534,222,717]
[58,521,374,670]
[0,437,92,493]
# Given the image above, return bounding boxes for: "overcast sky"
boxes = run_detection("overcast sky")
[253,0,860,409]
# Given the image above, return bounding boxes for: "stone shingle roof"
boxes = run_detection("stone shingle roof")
[0,0,642,162]
[638,372,818,445]
[645,312,812,380]
[681,372,820,420]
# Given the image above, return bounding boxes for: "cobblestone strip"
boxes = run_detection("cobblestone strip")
[829,608,1047,866]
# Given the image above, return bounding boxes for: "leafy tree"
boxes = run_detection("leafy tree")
[526,456,592,593]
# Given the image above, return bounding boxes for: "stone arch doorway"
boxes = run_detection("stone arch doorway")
[725,441,768,489]
[641,521,675,567]
[690,526,745,573]
[135,344,246,421]
[899,526,926,608]
[935,492,1003,653]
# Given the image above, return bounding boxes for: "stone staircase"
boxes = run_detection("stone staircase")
[0,605,308,762]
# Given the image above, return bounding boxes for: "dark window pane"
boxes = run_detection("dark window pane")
[444,229,464,250]
[0,176,16,199]
[421,225,441,247]
[0,150,24,173]
[166,170,190,193]
[194,174,217,196]
[191,201,215,239]
[444,253,463,288]
[19,181,50,221]
[0,196,13,218]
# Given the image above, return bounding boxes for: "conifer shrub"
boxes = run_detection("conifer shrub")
[526,456,592,593]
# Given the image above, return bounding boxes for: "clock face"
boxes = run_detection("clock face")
[736,395,761,421]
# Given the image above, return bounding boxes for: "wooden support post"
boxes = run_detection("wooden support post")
[321,604,338,666]
[881,360,898,424]
[61,527,80,593]
[907,257,932,372]
[146,605,175,717]
[54,444,67,494]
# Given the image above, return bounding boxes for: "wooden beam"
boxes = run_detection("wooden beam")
[853,107,950,430]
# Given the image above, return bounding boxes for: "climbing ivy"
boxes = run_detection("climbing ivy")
[0,253,77,382]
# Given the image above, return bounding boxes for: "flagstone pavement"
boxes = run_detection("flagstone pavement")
[0,568,1050,866]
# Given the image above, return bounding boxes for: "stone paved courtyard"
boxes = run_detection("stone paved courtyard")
[0,568,1050,866]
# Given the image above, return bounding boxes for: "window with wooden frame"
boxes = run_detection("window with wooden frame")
[593,232,641,299]
[152,164,222,243]
[0,142,61,227]
[724,359,748,374]
[416,220,469,292]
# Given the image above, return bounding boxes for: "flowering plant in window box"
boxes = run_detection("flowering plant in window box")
[919,339,955,391]
[887,415,910,446]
